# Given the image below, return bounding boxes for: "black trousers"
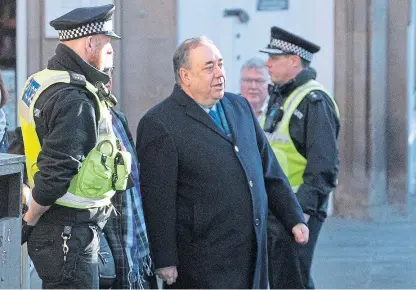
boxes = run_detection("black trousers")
[27,222,100,289]
[268,214,323,289]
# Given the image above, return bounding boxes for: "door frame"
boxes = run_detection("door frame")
[407,0,416,196]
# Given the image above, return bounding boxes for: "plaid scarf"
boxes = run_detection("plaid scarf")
[0,109,7,153]
[106,110,152,289]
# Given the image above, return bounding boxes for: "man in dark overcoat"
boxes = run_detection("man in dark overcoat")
[136,36,309,289]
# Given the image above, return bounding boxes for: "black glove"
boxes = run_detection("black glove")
[21,218,35,245]
[22,203,29,215]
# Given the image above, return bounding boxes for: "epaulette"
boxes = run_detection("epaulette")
[306,90,325,103]
[68,71,87,87]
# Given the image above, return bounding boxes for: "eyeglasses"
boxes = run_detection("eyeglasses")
[103,67,115,75]
[241,78,267,85]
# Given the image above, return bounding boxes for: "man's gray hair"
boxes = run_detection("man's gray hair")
[173,36,214,84]
[240,57,268,76]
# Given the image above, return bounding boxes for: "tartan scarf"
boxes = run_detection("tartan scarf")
[0,109,6,141]
[110,110,152,289]
[0,109,7,153]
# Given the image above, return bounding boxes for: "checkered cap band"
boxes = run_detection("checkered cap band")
[270,38,313,61]
[58,21,106,40]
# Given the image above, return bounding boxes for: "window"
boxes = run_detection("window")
[257,0,288,11]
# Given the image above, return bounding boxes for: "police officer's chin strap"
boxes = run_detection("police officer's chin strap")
[268,84,278,98]
[96,81,118,107]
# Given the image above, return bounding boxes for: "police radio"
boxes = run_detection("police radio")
[263,104,284,133]
[96,81,118,107]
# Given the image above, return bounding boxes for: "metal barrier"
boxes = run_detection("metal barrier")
[0,153,25,289]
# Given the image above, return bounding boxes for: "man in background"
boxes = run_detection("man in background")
[102,52,152,289]
[239,57,269,118]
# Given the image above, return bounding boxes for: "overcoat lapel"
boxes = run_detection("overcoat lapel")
[171,85,232,142]
[185,105,230,141]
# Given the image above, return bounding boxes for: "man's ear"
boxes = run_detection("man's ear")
[179,67,191,87]
[85,36,94,54]
[292,55,302,68]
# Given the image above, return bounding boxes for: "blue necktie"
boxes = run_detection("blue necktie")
[208,109,225,132]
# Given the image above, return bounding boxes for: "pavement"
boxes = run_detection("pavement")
[30,203,416,289]
[312,211,416,289]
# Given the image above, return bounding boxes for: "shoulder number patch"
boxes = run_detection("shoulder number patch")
[21,78,40,107]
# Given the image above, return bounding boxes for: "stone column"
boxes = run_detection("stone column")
[368,0,389,216]
[334,0,410,219]
[386,0,410,214]
[334,0,373,219]
[118,0,177,139]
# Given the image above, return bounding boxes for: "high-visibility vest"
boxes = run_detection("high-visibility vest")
[262,80,340,193]
[18,69,131,208]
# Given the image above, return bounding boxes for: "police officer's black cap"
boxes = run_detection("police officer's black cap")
[260,26,320,62]
[50,4,121,41]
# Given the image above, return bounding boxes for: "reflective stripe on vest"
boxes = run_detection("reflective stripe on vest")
[18,69,116,208]
[264,80,340,192]
[55,191,113,209]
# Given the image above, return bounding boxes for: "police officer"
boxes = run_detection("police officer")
[19,5,129,289]
[259,27,340,289]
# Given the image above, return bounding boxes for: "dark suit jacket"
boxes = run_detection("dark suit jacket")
[136,85,304,289]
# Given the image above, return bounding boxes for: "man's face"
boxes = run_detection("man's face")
[265,54,297,85]
[240,68,268,114]
[185,43,226,107]
[88,35,112,71]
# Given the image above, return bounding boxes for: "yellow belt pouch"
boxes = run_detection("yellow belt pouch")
[76,144,113,198]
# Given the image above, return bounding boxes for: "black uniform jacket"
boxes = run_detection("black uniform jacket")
[21,43,113,224]
[267,67,340,220]
[136,85,305,289]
